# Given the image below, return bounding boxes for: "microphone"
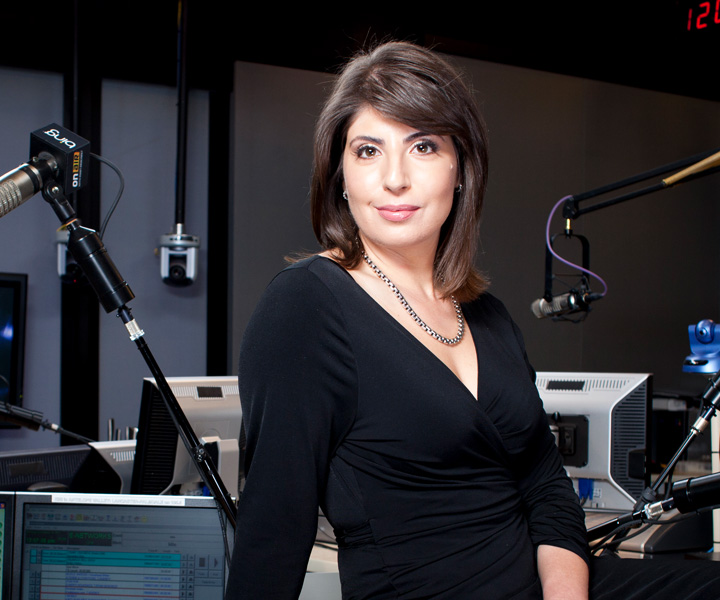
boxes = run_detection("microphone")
[668,472,720,515]
[531,292,580,319]
[589,471,720,542]
[0,124,90,218]
[0,124,133,312]
[531,289,603,319]
[0,401,94,443]
[639,472,720,522]
[532,291,582,319]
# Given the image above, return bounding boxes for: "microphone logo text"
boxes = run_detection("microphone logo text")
[72,152,81,187]
[43,128,76,149]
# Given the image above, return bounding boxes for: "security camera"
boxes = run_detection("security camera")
[158,224,200,287]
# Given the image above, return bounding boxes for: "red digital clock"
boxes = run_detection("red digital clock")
[687,0,720,30]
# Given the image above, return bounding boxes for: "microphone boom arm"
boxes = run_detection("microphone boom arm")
[563,147,720,220]
[536,146,720,321]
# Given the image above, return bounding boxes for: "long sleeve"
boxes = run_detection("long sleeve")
[225,262,357,599]
[495,296,589,564]
[514,412,590,563]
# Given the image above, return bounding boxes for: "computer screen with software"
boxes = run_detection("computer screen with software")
[0,492,232,600]
[0,495,12,599]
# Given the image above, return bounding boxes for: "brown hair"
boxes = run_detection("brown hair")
[311,41,489,301]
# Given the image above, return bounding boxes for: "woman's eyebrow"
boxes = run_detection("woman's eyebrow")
[347,135,383,146]
[405,131,432,143]
[348,131,435,146]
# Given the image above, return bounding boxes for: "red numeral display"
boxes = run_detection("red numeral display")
[687,0,720,29]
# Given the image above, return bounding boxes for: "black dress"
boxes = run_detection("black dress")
[226,256,588,599]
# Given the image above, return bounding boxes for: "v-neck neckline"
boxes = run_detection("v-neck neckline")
[314,256,480,402]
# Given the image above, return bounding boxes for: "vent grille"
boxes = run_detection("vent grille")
[610,382,648,500]
[132,389,179,494]
[170,384,239,398]
[536,376,632,391]
[108,449,136,464]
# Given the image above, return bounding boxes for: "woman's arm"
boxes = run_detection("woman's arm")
[481,296,590,577]
[537,545,589,600]
[226,263,357,599]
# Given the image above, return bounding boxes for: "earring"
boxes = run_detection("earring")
[342,191,349,201]
[455,184,463,193]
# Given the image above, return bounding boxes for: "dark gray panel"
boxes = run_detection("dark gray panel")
[231,62,331,369]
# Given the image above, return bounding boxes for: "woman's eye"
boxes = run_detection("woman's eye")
[356,145,378,158]
[414,140,438,154]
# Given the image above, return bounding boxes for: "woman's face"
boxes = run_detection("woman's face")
[342,107,458,256]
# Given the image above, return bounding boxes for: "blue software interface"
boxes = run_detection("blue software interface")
[20,500,226,600]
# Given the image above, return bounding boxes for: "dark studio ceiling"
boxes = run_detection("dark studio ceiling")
[2,2,718,101]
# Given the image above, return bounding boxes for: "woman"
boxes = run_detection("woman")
[226,42,589,599]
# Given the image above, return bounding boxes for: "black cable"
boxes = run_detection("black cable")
[663,463,677,500]
[591,518,644,555]
[215,500,232,571]
[90,153,125,239]
[0,401,95,443]
[593,520,654,555]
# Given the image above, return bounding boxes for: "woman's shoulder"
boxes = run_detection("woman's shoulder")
[274,254,348,284]
[246,255,354,338]
[239,255,359,406]
[261,255,352,305]
[464,291,514,323]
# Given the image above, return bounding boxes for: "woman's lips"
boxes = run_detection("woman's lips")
[376,205,419,222]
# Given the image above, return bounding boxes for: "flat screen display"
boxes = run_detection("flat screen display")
[7,493,231,600]
[0,273,27,422]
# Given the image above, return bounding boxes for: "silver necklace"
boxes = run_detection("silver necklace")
[361,251,465,346]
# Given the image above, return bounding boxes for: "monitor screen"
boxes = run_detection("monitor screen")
[5,492,232,600]
[0,445,125,494]
[0,494,13,600]
[0,273,27,422]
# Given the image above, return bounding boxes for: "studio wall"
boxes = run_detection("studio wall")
[231,62,331,369]
[230,55,720,394]
[0,72,209,451]
[98,81,209,438]
[461,57,720,393]
[0,68,64,450]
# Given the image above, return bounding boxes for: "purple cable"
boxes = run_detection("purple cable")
[545,196,608,297]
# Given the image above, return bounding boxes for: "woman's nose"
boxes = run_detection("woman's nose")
[382,155,410,193]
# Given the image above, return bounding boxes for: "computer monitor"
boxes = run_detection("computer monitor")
[0,445,124,493]
[0,273,27,423]
[0,494,13,599]
[537,372,653,511]
[131,376,242,499]
[0,491,232,600]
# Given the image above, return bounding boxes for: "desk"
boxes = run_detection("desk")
[302,544,341,599]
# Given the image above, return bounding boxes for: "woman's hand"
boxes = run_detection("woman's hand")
[537,544,589,600]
